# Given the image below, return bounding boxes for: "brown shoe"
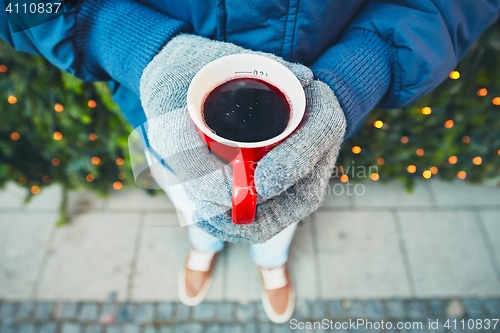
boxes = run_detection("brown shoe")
[258,264,295,323]
[178,246,218,306]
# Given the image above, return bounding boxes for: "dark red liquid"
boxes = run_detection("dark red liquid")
[203,78,290,142]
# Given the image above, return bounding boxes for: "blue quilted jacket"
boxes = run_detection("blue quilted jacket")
[1,0,499,137]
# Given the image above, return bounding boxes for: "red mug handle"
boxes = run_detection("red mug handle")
[231,149,257,224]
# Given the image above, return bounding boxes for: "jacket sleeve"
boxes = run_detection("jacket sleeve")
[1,0,191,95]
[310,0,500,137]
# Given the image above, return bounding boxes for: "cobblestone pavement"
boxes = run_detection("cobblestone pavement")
[1,298,499,333]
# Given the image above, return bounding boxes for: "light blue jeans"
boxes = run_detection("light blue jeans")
[146,147,298,269]
[188,222,298,268]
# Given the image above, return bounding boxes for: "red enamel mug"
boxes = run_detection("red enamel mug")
[187,54,306,224]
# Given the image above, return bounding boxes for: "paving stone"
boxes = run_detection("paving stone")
[347,300,365,318]
[461,298,484,317]
[204,324,221,333]
[175,304,191,322]
[0,322,15,333]
[328,300,345,319]
[100,304,117,320]
[408,300,428,319]
[272,324,290,333]
[243,323,257,333]
[116,303,135,323]
[61,323,81,333]
[38,322,57,333]
[16,323,36,333]
[79,303,99,322]
[218,302,235,322]
[122,324,140,333]
[84,325,102,333]
[136,303,155,324]
[15,302,34,320]
[55,302,78,320]
[310,301,327,320]
[236,302,255,322]
[143,326,157,333]
[258,323,272,333]
[0,214,56,298]
[0,303,15,320]
[158,327,174,333]
[221,324,244,333]
[156,303,174,322]
[174,323,203,333]
[37,213,139,300]
[105,325,121,333]
[192,303,216,322]
[255,303,269,322]
[428,299,446,317]
[484,298,500,316]
[365,300,385,319]
[317,212,411,298]
[399,211,500,297]
[34,302,54,320]
[385,300,406,318]
[293,300,310,320]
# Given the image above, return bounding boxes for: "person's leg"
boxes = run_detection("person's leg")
[250,222,299,324]
[250,222,298,268]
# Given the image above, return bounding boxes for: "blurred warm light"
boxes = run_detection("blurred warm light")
[52,158,60,166]
[400,136,409,144]
[116,158,125,166]
[91,157,101,165]
[422,170,432,179]
[118,172,126,180]
[430,166,438,175]
[477,88,488,97]
[113,181,123,190]
[149,172,154,178]
[11,132,20,141]
[498,149,500,156]
[8,95,17,104]
[351,146,361,154]
[0,64,7,72]
[88,100,97,108]
[340,175,349,183]
[449,71,460,79]
[89,133,98,141]
[30,185,41,195]
[42,175,51,183]
[86,174,95,182]
[472,156,482,165]
[416,148,424,156]
[377,157,385,165]
[373,120,383,128]
[407,165,417,173]
[53,132,63,140]
[492,97,500,106]
[421,107,432,115]
[462,136,470,143]
[448,156,458,164]
[444,119,454,128]
[18,177,27,185]
[457,171,466,179]
[370,173,380,181]
[54,103,64,112]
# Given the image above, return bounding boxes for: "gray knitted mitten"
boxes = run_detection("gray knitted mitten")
[140,34,313,209]
[191,81,346,243]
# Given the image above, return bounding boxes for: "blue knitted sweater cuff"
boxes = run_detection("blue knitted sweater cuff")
[310,29,399,138]
[75,0,191,95]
